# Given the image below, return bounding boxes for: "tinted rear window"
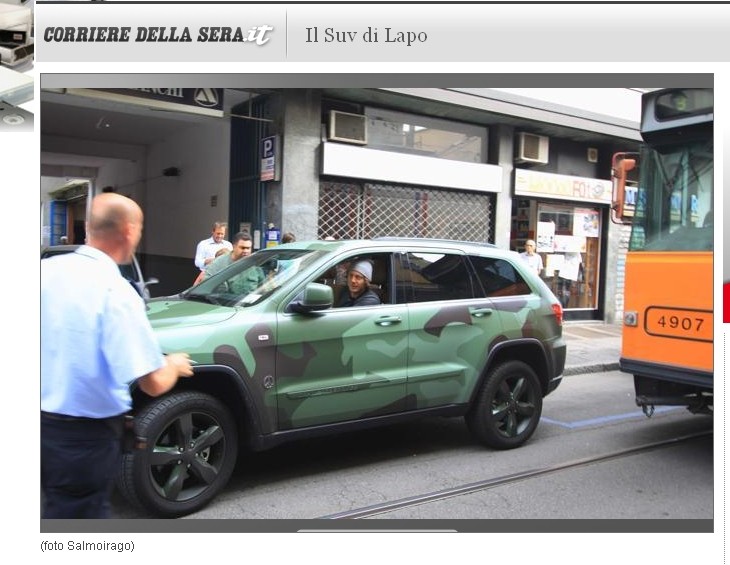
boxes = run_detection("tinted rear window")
[401,252,478,302]
[469,256,531,297]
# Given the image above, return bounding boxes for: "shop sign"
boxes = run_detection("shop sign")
[68,88,225,117]
[260,135,280,181]
[515,169,611,205]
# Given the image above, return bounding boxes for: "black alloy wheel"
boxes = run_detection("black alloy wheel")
[118,390,238,517]
[466,360,543,450]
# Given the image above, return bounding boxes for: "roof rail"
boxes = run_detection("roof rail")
[372,236,497,248]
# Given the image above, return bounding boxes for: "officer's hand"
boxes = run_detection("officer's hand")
[167,352,194,377]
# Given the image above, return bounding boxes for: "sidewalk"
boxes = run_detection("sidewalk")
[562,321,622,376]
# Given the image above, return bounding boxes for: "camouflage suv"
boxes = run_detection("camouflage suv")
[118,238,566,516]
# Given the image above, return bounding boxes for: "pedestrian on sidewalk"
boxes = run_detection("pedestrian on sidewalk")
[519,239,543,277]
[194,221,232,275]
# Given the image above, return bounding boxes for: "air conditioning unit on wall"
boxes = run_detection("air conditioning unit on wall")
[516,132,549,164]
[328,110,367,145]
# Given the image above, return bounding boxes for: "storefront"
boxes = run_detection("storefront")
[40,84,641,316]
[511,169,612,321]
[316,107,502,241]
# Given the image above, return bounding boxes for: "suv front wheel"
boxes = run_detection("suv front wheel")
[118,390,238,517]
[466,360,543,450]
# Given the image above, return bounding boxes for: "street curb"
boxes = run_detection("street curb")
[563,362,620,376]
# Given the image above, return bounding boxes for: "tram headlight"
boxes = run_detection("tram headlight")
[624,310,638,327]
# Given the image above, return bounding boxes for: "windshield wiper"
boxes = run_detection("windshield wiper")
[185,292,224,306]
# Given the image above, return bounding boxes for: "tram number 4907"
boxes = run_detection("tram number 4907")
[645,307,713,342]
[657,315,703,330]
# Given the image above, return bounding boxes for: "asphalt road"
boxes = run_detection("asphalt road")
[108,369,713,525]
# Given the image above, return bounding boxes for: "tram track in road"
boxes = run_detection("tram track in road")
[316,429,712,519]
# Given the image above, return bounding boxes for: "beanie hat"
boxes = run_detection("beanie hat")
[349,260,373,281]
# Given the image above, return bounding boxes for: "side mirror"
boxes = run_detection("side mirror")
[289,282,334,314]
[611,152,638,224]
[136,278,160,301]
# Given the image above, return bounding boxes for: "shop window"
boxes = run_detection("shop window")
[536,203,601,310]
[364,107,487,164]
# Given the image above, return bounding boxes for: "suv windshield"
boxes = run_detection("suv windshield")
[184,248,326,307]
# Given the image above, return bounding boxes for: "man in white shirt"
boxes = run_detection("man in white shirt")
[519,239,544,277]
[194,221,232,274]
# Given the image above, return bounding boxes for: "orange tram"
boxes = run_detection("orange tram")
[612,88,713,416]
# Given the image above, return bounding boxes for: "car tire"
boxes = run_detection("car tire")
[466,360,543,450]
[117,390,238,517]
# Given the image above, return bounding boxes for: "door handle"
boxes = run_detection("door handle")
[470,308,493,318]
[375,316,402,326]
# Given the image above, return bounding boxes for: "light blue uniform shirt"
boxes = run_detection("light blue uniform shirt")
[41,246,165,417]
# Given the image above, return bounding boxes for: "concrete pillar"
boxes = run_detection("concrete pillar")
[605,222,631,324]
[270,89,322,241]
[492,125,515,249]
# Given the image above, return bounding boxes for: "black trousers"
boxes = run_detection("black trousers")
[41,412,123,519]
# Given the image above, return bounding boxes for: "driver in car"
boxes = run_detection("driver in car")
[336,260,381,307]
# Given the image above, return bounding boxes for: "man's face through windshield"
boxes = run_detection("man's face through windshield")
[231,238,253,261]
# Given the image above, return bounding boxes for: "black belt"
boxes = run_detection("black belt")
[42,411,123,422]
[41,411,128,437]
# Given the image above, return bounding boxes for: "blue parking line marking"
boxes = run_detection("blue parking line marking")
[541,406,680,429]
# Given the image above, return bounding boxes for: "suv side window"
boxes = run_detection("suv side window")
[316,253,392,306]
[469,256,531,297]
[401,251,477,303]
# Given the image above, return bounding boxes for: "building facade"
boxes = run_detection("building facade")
[228,88,641,322]
[40,86,643,322]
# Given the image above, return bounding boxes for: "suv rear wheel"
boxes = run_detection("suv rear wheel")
[466,360,543,449]
[118,390,238,517]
